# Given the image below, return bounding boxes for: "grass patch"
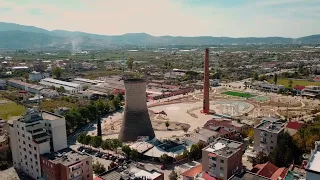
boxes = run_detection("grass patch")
[221,91,255,98]
[0,99,25,120]
[40,99,78,112]
[268,78,320,88]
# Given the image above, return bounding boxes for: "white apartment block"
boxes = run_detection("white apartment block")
[253,117,285,155]
[9,108,67,179]
[306,141,320,180]
[40,78,83,94]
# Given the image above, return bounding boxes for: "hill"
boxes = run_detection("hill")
[0,22,319,49]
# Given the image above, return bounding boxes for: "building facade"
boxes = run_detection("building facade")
[9,108,67,179]
[202,137,243,180]
[41,149,93,180]
[40,78,83,94]
[302,86,320,98]
[7,79,44,94]
[306,141,320,180]
[253,117,285,155]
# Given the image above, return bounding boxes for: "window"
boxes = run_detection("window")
[30,158,32,162]
[34,154,37,159]
[271,141,273,143]
[87,174,89,178]
[220,167,224,171]
[25,162,28,166]
[35,161,38,165]
[49,124,51,127]
[18,132,19,135]
[34,147,36,150]
[28,137,30,140]
[31,165,33,169]
[86,161,89,165]
[23,141,25,144]
[17,125,19,128]
[23,148,26,151]
[22,134,25,137]
[18,139,20,142]
[19,145,21,149]
[25,155,27,159]
[36,169,38,172]
[220,160,224,163]
[29,144,31,148]
[29,151,32,155]
[270,146,274,150]
[22,127,24,130]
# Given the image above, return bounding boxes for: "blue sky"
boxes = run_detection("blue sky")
[0,0,319,37]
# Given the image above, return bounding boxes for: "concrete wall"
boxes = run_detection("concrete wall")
[45,118,67,152]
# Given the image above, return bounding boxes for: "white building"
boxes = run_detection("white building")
[252,81,285,93]
[302,86,320,98]
[29,71,49,82]
[306,141,320,180]
[9,108,67,179]
[40,78,83,94]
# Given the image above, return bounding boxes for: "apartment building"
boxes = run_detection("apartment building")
[253,117,285,155]
[41,148,93,180]
[302,85,320,98]
[40,78,83,94]
[202,137,243,180]
[306,141,320,180]
[9,108,67,179]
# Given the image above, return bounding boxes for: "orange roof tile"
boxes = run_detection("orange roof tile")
[252,162,279,178]
[182,164,202,177]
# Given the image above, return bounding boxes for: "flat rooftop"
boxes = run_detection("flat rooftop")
[41,78,81,88]
[41,148,90,167]
[98,162,162,180]
[41,111,63,121]
[306,151,320,173]
[256,119,285,133]
[204,137,243,158]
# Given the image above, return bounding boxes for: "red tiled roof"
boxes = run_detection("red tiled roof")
[294,85,305,91]
[252,162,278,178]
[182,164,202,177]
[270,167,288,180]
[286,121,303,130]
[202,172,217,180]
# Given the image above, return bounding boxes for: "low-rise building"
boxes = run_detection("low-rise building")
[253,117,285,155]
[182,164,202,180]
[0,79,6,90]
[29,71,49,82]
[252,81,285,93]
[95,161,164,180]
[40,148,93,180]
[7,79,44,94]
[202,137,243,180]
[285,121,303,136]
[251,162,288,179]
[194,128,220,144]
[40,78,83,94]
[302,86,320,98]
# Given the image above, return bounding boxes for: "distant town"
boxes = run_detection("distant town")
[0,43,320,180]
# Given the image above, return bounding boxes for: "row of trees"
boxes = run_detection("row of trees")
[77,134,123,151]
[66,96,122,133]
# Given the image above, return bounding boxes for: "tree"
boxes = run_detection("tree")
[273,74,278,84]
[52,67,62,79]
[77,133,86,146]
[83,135,92,147]
[165,121,170,130]
[269,132,301,167]
[126,57,134,71]
[160,154,171,165]
[90,136,103,148]
[93,161,106,175]
[130,149,141,161]
[253,71,259,81]
[83,85,89,91]
[169,170,178,180]
[182,125,189,135]
[190,143,202,160]
[111,96,121,110]
[252,152,269,166]
[56,86,65,93]
[122,145,131,155]
[288,80,293,88]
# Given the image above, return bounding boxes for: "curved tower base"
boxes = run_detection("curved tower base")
[119,110,155,142]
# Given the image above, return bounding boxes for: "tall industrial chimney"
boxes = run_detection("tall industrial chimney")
[202,48,210,114]
[118,79,155,142]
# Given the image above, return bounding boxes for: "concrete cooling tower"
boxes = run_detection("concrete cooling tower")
[118,79,155,142]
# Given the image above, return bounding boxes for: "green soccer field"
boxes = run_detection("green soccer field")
[221,91,256,98]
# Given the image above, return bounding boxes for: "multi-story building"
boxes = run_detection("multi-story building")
[252,81,285,93]
[8,108,67,179]
[202,137,243,180]
[40,78,83,94]
[306,141,320,180]
[302,85,320,98]
[253,117,285,155]
[41,148,93,180]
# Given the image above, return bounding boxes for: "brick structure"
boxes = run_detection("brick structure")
[202,48,210,114]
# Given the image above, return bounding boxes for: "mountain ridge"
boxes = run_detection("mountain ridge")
[0,22,319,49]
